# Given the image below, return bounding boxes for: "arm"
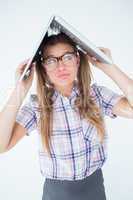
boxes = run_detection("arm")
[0,86,27,153]
[98,63,133,107]
[0,60,35,153]
[87,48,133,118]
[4,122,27,152]
[98,63,133,118]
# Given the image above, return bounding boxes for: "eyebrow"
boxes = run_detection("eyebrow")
[44,50,75,59]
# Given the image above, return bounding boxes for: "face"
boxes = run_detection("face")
[42,43,80,92]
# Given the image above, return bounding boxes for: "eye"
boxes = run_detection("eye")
[63,53,74,61]
[45,58,57,65]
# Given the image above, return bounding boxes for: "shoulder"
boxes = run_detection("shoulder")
[90,82,117,97]
[27,94,40,112]
[90,82,120,104]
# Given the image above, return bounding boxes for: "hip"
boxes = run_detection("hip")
[42,168,106,200]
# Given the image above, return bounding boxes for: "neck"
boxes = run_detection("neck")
[55,83,74,97]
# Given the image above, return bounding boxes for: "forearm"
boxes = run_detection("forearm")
[99,64,133,106]
[0,85,28,152]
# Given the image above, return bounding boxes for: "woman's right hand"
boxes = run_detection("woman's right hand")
[15,59,35,92]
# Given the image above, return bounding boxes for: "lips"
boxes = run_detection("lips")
[57,74,70,78]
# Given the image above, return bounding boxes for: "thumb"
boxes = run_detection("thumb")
[30,62,36,77]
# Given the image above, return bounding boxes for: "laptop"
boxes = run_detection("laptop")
[19,15,112,82]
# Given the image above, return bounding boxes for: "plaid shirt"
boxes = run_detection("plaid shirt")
[16,82,123,180]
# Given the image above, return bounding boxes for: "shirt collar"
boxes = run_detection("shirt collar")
[52,81,79,103]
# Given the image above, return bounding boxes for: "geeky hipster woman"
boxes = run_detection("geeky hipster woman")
[0,33,133,200]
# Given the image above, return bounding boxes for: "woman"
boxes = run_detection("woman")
[0,32,133,200]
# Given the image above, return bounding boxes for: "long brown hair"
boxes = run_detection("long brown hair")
[35,32,105,156]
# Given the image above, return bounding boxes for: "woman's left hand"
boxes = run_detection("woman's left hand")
[86,47,114,69]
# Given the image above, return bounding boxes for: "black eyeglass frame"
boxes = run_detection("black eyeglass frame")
[41,50,79,65]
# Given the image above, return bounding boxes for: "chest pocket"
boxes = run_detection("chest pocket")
[82,118,98,142]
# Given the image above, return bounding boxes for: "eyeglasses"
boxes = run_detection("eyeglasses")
[41,51,77,71]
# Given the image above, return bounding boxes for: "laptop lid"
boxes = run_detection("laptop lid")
[18,15,112,82]
[18,15,55,82]
[50,16,112,65]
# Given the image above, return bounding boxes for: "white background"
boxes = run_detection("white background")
[0,0,133,199]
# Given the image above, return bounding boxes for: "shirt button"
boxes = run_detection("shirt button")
[64,97,69,101]
[62,96,70,104]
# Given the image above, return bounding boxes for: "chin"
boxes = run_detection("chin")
[54,79,73,87]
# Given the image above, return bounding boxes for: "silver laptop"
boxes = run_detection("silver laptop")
[19,15,112,82]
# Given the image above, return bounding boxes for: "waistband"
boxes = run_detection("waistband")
[45,168,104,186]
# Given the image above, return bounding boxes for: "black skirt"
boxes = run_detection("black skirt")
[42,168,106,200]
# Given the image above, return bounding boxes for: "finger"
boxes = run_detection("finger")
[98,47,112,60]
[25,65,35,82]
[87,55,97,65]
[19,58,30,66]
[98,47,107,50]
[87,54,97,61]
[16,58,31,73]
[31,61,36,68]
[98,47,109,50]
[98,47,111,54]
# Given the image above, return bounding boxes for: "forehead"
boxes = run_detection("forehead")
[43,43,74,57]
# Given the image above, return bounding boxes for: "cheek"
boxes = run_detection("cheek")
[46,71,61,83]
[67,66,79,80]
[69,64,79,77]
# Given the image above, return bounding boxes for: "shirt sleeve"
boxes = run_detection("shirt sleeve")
[92,83,124,118]
[16,95,38,136]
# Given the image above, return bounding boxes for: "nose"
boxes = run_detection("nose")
[57,60,66,71]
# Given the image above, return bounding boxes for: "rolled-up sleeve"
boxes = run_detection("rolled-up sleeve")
[92,83,124,118]
[16,95,37,136]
